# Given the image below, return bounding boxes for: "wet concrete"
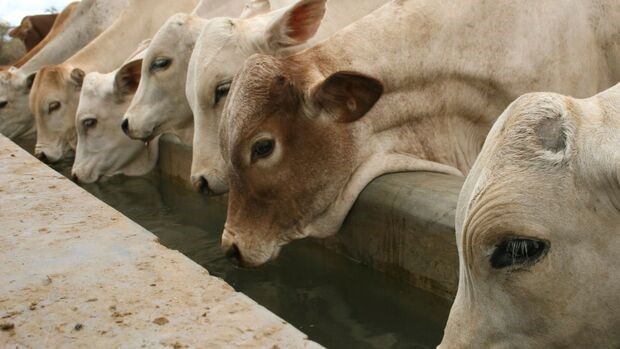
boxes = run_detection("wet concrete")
[0,134,320,348]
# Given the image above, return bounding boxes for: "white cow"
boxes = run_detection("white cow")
[0,0,130,141]
[72,41,157,183]
[440,84,620,348]
[218,0,619,266]
[192,0,247,18]
[120,0,251,146]
[184,0,390,194]
[29,0,197,163]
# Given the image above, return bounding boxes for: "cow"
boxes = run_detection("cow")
[72,41,158,183]
[0,0,130,141]
[9,14,58,52]
[145,0,388,194]
[120,0,250,146]
[218,0,620,266]
[9,3,80,69]
[29,0,198,163]
[439,84,620,348]
[192,0,248,18]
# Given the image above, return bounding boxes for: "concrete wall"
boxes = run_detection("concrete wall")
[159,138,462,300]
[0,135,320,348]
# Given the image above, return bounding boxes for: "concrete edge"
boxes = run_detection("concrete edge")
[0,134,321,348]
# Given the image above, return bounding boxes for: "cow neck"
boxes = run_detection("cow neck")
[296,0,500,177]
[20,0,127,75]
[67,0,198,74]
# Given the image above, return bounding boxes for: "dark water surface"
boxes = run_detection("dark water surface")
[42,154,450,348]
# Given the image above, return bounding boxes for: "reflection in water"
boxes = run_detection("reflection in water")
[46,158,450,348]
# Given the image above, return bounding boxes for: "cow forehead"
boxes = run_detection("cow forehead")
[224,56,284,136]
[197,18,237,65]
[459,94,574,224]
[36,66,67,91]
[151,15,192,49]
[0,71,18,89]
[203,17,235,43]
[82,73,112,100]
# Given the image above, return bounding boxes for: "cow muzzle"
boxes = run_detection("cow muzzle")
[121,117,154,142]
[221,228,281,267]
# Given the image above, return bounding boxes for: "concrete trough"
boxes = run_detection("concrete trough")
[159,137,462,300]
[0,135,320,348]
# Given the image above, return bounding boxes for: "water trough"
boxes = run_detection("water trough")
[4,134,454,347]
[159,137,463,300]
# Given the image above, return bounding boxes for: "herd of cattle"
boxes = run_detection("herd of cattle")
[1,0,618,347]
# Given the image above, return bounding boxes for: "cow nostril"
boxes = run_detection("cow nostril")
[193,176,214,195]
[121,119,129,135]
[71,173,79,182]
[35,152,49,163]
[0,101,7,109]
[225,243,241,263]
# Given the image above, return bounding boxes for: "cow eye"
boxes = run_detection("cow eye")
[0,101,7,109]
[214,81,231,106]
[150,57,172,72]
[490,237,549,269]
[48,101,61,113]
[82,118,97,129]
[251,139,275,162]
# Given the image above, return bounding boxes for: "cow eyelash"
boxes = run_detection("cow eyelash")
[150,57,172,72]
[48,101,61,113]
[82,118,97,129]
[490,237,549,269]
[214,81,232,106]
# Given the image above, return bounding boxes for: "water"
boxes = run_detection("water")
[42,155,451,348]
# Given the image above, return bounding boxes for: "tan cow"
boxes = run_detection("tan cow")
[9,14,58,52]
[219,0,620,266]
[0,0,129,141]
[9,3,80,69]
[30,0,197,163]
[72,42,157,183]
[183,0,390,194]
[439,84,620,348]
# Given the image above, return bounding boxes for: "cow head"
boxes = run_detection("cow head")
[190,0,327,195]
[8,17,32,41]
[72,58,158,183]
[0,67,37,140]
[440,85,620,347]
[219,54,384,266]
[122,14,204,145]
[30,64,84,163]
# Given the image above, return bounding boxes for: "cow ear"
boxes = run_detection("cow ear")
[24,72,37,92]
[264,0,326,50]
[70,68,85,89]
[8,26,19,38]
[312,71,383,123]
[114,59,142,98]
